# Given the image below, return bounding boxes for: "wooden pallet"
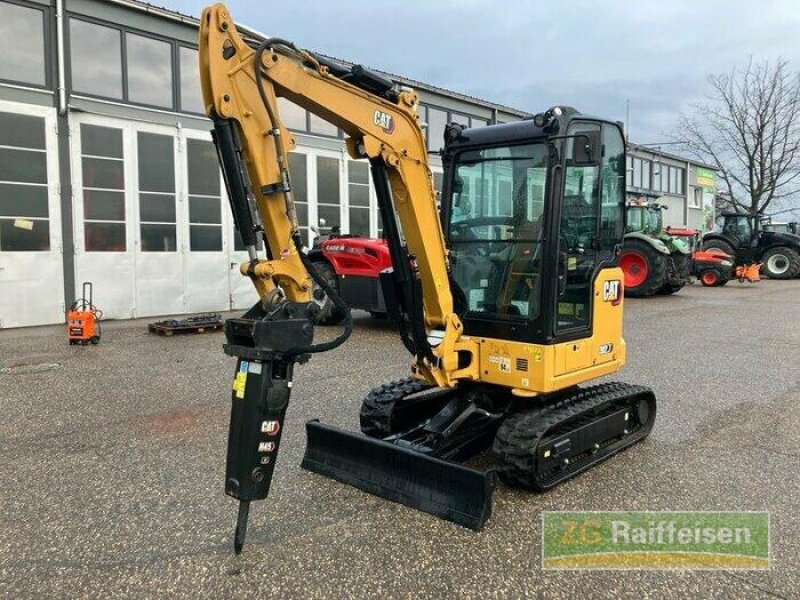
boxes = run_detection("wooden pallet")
[148,314,223,337]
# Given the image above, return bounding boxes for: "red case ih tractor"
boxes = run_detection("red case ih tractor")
[306,227,392,324]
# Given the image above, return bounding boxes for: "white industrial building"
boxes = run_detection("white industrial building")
[0,0,715,328]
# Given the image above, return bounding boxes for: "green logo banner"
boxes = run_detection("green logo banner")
[696,167,716,191]
[542,511,769,569]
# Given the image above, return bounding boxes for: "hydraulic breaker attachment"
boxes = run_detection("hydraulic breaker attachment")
[302,421,495,530]
[222,301,314,554]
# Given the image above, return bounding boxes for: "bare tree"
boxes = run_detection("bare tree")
[677,59,800,217]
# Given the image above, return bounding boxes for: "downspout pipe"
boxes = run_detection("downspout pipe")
[56,0,66,115]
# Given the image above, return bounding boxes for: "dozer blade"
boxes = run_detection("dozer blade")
[301,420,494,530]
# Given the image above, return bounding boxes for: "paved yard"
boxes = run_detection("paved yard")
[1,280,799,598]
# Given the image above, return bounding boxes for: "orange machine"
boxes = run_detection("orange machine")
[736,263,762,283]
[67,282,102,345]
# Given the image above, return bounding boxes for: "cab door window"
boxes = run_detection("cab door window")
[556,122,601,332]
[724,216,753,247]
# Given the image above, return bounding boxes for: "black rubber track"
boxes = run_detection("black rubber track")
[493,382,656,490]
[359,377,437,438]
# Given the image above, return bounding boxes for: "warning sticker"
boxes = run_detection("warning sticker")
[488,355,511,373]
[232,361,248,399]
[248,361,263,375]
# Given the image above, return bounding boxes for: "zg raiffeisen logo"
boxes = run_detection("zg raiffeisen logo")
[542,511,770,570]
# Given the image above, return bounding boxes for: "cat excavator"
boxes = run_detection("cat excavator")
[200,3,656,553]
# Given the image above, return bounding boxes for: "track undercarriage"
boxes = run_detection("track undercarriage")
[302,379,657,529]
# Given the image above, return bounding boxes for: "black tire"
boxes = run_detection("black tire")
[702,239,736,258]
[310,260,346,326]
[90,335,100,345]
[760,246,800,280]
[359,377,442,438]
[620,239,668,298]
[658,254,689,295]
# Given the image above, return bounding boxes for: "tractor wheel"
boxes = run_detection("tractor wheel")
[699,269,721,287]
[702,239,736,258]
[310,261,346,326]
[761,247,800,280]
[619,239,668,297]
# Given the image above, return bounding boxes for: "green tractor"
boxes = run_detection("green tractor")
[619,201,691,297]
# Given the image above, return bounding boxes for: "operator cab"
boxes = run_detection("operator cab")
[441,107,626,344]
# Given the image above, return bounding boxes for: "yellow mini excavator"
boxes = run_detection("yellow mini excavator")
[199,4,656,553]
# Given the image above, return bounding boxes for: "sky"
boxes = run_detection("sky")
[170,0,800,144]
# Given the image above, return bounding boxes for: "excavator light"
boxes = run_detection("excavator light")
[533,113,547,127]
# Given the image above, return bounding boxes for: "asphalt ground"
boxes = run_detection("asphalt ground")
[1,279,798,599]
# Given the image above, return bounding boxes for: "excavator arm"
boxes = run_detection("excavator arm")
[200,4,474,387]
[199,3,480,553]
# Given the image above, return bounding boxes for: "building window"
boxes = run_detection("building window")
[691,186,702,208]
[652,163,661,192]
[669,167,678,194]
[0,1,47,87]
[138,132,176,251]
[450,112,469,128]
[179,46,204,114]
[81,124,126,251]
[69,19,123,99]
[641,159,651,190]
[427,107,447,152]
[127,33,173,108]
[187,139,222,251]
[277,97,307,132]
[470,117,489,128]
[316,155,340,231]
[676,168,684,195]
[632,157,642,188]
[626,155,632,186]
[309,113,338,137]
[0,112,49,251]
[347,160,370,236]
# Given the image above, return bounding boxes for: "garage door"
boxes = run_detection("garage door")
[0,102,64,328]
[71,114,249,319]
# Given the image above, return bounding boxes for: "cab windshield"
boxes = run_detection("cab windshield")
[647,207,663,233]
[626,207,645,233]
[447,143,548,320]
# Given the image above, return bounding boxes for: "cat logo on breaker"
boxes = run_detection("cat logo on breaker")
[602,280,622,305]
[373,110,395,134]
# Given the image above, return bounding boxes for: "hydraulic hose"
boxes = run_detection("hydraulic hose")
[251,38,353,357]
